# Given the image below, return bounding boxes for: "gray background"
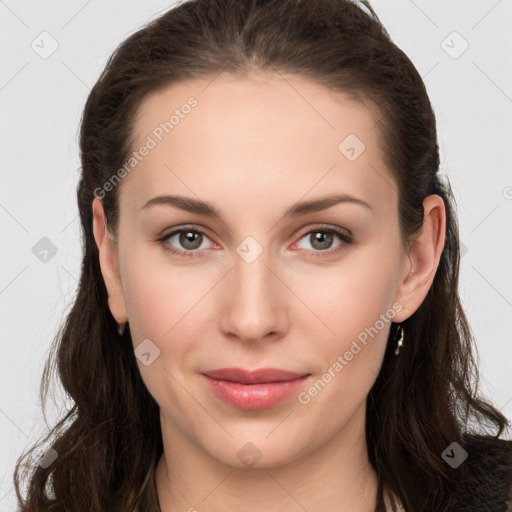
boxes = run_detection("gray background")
[1,0,511,509]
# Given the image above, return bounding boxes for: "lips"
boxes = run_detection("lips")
[203,367,309,384]
[201,367,312,410]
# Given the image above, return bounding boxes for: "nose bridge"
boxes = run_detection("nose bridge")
[220,238,286,341]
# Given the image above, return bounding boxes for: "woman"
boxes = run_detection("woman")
[14,0,512,510]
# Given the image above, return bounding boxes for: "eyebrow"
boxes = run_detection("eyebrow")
[140,193,373,219]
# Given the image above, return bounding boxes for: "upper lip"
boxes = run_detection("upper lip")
[203,368,310,384]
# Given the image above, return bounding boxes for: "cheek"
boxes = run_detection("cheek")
[120,249,217,388]
[292,258,396,339]
[120,243,208,338]
[294,275,394,419]
[120,256,202,413]
[291,254,398,388]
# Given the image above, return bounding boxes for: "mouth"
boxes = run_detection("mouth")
[201,367,312,410]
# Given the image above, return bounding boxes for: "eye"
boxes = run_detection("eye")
[157,224,353,258]
[158,227,215,257]
[293,225,353,257]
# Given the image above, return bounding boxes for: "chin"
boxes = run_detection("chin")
[202,433,310,470]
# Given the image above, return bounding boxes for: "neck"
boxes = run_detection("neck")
[155,402,379,512]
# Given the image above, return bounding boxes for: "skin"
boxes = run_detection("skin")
[92,70,446,512]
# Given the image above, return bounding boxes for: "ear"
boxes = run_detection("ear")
[392,194,446,322]
[91,197,128,324]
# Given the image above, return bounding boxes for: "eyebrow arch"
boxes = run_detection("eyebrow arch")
[140,193,373,219]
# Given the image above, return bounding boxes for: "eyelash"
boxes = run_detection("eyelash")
[156,224,354,259]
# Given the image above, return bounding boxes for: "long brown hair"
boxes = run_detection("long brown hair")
[14,0,511,511]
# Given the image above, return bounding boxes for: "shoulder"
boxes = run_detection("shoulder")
[447,432,512,512]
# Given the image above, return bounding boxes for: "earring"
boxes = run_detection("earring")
[117,322,127,336]
[394,324,404,356]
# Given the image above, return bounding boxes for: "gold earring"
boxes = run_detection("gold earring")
[394,325,404,356]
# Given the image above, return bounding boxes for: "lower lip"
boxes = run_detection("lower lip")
[202,374,311,410]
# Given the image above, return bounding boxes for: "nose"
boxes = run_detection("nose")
[219,248,288,345]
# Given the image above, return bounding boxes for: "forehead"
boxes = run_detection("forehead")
[120,71,395,218]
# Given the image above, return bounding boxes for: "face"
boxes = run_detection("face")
[93,71,437,470]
